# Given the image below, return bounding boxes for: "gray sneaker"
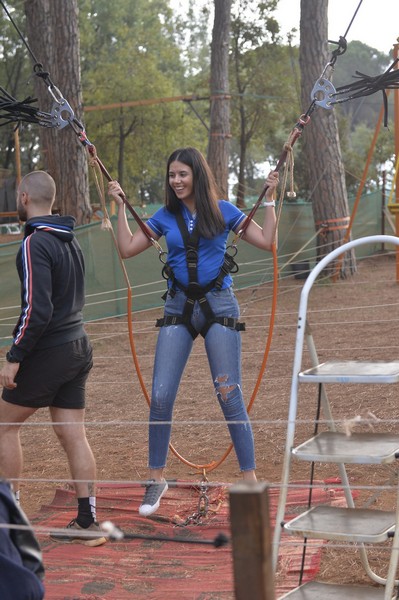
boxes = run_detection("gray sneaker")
[50,519,107,547]
[139,479,168,517]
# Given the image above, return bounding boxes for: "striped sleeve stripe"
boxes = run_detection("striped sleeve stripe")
[14,236,33,345]
[232,213,246,230]
[145,218,161,236]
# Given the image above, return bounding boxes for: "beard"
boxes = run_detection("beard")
[17,201,27,222]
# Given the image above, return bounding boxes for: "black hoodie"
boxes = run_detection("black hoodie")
[8,215,86,363]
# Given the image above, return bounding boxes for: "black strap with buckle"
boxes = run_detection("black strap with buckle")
[156,210,245,339]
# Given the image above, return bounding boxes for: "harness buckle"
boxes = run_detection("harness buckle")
[161,264,173,281]
[186,248,198,261]
[224,253,239,274]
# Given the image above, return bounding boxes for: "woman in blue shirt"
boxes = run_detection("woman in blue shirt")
[108,147,278,516]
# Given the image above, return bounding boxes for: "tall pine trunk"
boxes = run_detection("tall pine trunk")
[24,0,91,223]
[300,0,356,276]
[208,0,232,199]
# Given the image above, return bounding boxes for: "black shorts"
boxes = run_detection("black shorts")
[2,336,93,409]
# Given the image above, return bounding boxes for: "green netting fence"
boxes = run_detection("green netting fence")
[0,191,390,346]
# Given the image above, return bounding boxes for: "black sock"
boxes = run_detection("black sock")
[76,497,94,528]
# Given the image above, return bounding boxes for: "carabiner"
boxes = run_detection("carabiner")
[226,243,238,257]
[152,239,167,264]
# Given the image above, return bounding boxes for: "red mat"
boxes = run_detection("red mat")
[31,479,350,599]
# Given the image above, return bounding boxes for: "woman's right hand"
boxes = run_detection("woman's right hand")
[108,180,126,206]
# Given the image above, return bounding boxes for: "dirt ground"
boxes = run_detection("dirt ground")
[1,231,399,588]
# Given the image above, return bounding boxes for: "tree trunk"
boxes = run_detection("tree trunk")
[208,0,232,199]
[118,116,125,188]
[24,0,91,223]
[236,102,247,209]
[299,0,356,276]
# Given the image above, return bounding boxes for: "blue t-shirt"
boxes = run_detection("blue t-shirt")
[147,200,246,289]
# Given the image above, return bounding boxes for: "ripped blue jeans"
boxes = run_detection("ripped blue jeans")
[149,287,256,472]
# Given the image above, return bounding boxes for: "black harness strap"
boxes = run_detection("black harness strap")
[156,211,245,339]
[156,314,244,339]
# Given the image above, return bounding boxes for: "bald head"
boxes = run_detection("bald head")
[17,171,56,221]
[19,171,56,204]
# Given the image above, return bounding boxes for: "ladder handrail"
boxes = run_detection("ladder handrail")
[301,234,399,296]
[272,235,399,574]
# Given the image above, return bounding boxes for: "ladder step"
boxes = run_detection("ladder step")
[284,505,395,542]
[293,431,399,464]
[299,360,399,383]
[279,580,389,599]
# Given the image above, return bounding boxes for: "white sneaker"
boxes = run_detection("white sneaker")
[139,479,168,517]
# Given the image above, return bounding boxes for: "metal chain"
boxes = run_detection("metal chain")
[178,476,210,526]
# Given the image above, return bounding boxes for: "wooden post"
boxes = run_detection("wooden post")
[229,482,275,600]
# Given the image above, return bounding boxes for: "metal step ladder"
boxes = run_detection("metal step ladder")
[273,235,399,600]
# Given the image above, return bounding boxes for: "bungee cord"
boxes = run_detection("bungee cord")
[0,87,54,129]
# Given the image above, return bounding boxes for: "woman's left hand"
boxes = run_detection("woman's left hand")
[264,171,279,200]
[108,180,126,206]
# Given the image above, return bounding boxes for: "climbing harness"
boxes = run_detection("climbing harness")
[156,211,245,339]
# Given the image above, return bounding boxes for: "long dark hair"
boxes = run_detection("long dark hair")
[164,147,225,238]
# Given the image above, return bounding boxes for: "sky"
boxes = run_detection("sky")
[275,0,399,55]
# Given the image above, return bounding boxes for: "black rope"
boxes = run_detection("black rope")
[341,0,364,41]
[0,87,53,129]
[327,0,363,65]
[244,8,357,230]
[104,524,229,548]
[328,36,348,67]
[332,59,399,126]
[334,59,399,99]
[0,0,54,85]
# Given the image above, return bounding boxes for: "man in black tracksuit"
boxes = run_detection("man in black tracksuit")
[0,170,106,548]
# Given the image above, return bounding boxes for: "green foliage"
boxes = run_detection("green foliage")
[229,0,299,200]
[0,5,41,173]
[78,0,209,204]
[172,0,211,77]
[0,1,396,207]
